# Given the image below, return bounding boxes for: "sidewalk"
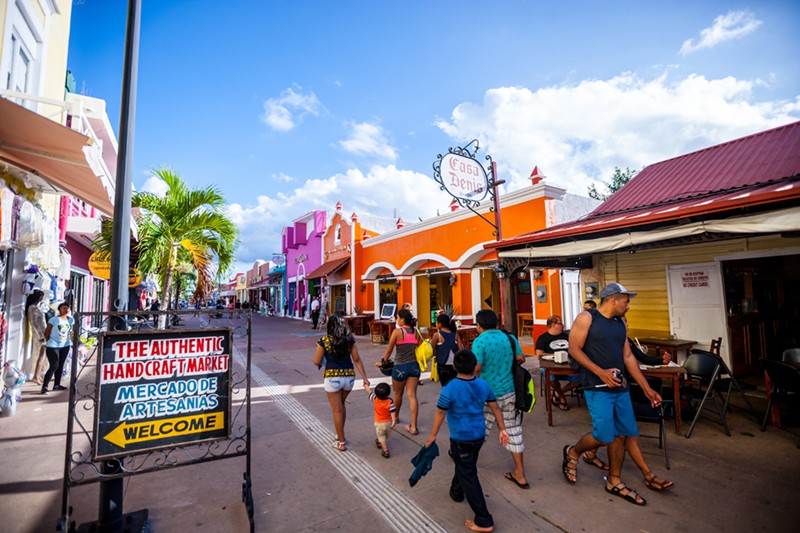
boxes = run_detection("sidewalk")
[1,314,798,532]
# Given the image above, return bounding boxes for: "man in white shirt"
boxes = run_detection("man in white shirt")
[310,296,321,329]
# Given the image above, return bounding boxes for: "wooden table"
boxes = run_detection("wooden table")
[638,338,697,363]
[345,314,373,336]
[539,358,687,434]
[368,320,396,344]
[516,312,533,337]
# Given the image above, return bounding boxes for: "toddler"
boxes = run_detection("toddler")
[366,382,397,458]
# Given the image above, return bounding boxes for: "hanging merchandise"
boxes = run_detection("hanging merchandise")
[0,361,26,417]
[22,263,40,296]
[0,186,15,248]
[58,247,72,280]
[16,200,43,247]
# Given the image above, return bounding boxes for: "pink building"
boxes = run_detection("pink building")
[281,211,326,319]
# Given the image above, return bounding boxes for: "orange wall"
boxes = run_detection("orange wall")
[359,196,548,275]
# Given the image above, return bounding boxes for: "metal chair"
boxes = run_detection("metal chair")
[630,379,670,469]
[681,351,730,437]
[782,348,800,364]
[690,348,760,425]
[760,359,800,447]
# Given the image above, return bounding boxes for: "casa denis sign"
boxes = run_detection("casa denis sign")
[439,153,489,203]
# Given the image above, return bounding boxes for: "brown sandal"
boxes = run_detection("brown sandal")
[643,471,674,491]
[582,452,609,471]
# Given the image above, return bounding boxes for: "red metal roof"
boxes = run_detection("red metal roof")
[488,121,800,250]
[595,121,800,215]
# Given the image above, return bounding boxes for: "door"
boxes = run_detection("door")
[666,263,728,365]
[560,269,581,329]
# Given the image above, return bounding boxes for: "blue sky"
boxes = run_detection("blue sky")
[67,1,800,274]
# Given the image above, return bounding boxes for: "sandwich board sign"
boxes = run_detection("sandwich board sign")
[93,328,232,460]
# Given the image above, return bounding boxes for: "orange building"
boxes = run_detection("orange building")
[306,202,396,317]
[354,180,599,337]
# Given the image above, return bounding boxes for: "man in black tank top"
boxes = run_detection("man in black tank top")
[560,283,662,506]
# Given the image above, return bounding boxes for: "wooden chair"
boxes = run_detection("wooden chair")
[520,317,534,338]
[709,337,722,356]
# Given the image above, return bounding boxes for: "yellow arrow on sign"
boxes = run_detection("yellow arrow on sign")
[103,412,224,449]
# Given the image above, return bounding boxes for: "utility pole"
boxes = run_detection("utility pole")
[98,1,143,531]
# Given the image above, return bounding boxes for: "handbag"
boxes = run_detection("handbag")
[415,329,434,371]
[505,332,535,414]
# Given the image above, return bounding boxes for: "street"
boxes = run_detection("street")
[1,313,798,532]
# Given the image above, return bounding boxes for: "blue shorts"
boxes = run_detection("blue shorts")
[548,373,581,383]
[392,362,420,382]
[584,390,639,444]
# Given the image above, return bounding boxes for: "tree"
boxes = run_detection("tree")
[587,166,639,201]
[94,167,238,318]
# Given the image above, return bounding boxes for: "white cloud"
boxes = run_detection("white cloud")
[680,10,762,55]
[261,87,324,131]
[435,72,799,196]
[140,176,169,197]
[227,165,451,264]
[338,122,398,161]
[273,172,295,183]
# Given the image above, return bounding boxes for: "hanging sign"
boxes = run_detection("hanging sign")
[88,253,111,279]
[438,153,489,203]
[93,328,232,460]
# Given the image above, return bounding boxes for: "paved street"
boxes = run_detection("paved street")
[1,313,798,532]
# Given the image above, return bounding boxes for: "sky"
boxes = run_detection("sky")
[66,0,800,276]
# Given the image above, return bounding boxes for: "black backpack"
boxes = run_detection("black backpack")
[505,333,536,413]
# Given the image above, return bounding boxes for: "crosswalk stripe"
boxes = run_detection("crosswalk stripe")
[235,348,447,532]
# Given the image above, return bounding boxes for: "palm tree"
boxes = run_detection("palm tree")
[94,167,238,319]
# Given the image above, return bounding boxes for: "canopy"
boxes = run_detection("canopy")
[305,257,350,279]
[0,98,114,214]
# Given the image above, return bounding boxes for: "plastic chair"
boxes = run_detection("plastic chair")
[760,359,800,445]
[681,351,730,437]
[782,348,800,364]
[630,378,669,469]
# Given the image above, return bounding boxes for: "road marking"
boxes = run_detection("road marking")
[235,348,446,533]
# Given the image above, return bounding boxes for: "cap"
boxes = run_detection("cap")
[599,283,637,299]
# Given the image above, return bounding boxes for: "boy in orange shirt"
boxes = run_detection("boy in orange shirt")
[366,382,398,458]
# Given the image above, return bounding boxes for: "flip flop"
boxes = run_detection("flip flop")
[405,424,419,435]
[504,471,530,489]
[381,449,390,458]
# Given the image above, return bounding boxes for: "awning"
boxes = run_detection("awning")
[497,207,800,260]
[305,257,350,279]
[0,98,114,214]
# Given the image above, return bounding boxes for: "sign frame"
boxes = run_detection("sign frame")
[432,139,496,211]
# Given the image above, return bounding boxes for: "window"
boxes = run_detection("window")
[1,0,44,107]
[334,224,342,244]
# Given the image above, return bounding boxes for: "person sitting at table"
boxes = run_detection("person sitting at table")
[580,316,673,491]
[536,315,581,411]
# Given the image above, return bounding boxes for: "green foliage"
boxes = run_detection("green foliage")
[93,167,239,308]
[587,166,639,201]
